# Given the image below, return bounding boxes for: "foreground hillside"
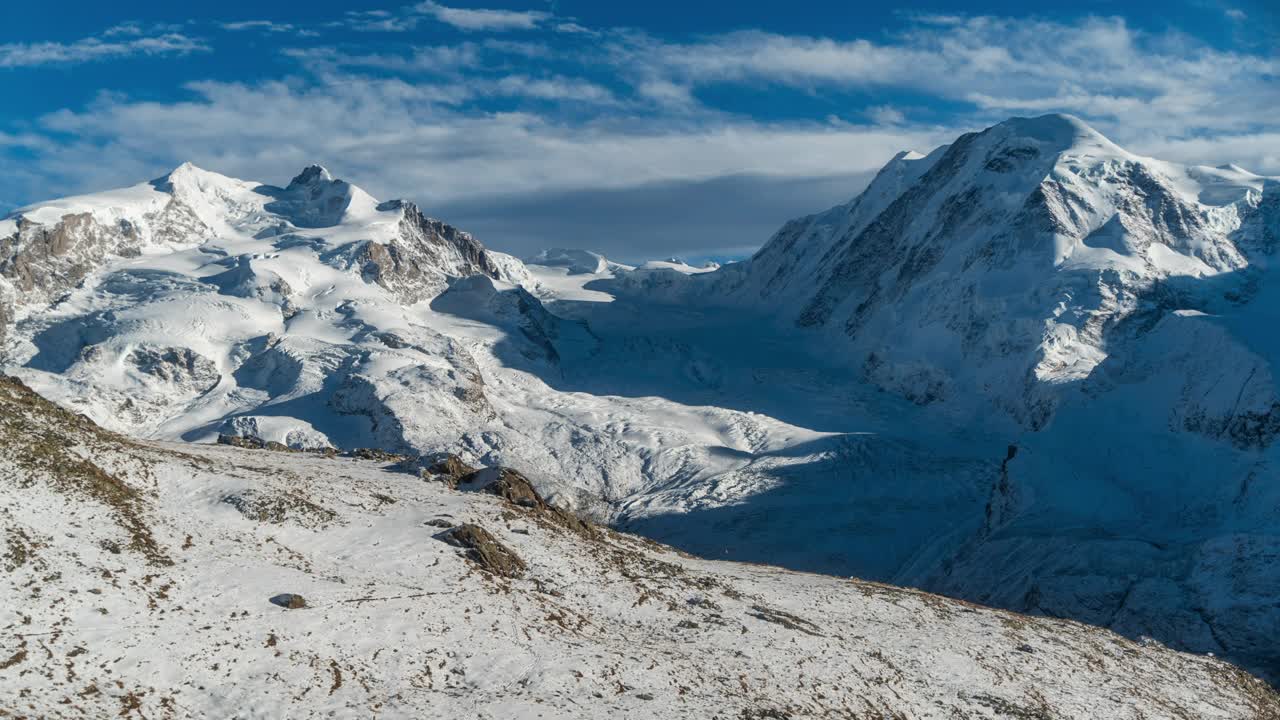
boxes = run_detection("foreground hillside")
[2,375,1277,719]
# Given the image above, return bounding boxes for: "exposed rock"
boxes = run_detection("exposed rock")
[126,346,221,394]
[459,467,543,508]
[428,454,478,482]
[440,523,527,579]
[218,434,265,450]
[457,467,599,539]
[269,593,307,610]
[398,453,478,488]
[347,447,409,463]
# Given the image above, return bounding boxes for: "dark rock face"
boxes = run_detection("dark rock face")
[356,201,506,304]
[440,524,526,579]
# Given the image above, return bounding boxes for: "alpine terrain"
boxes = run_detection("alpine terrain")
[2,114,1279,711]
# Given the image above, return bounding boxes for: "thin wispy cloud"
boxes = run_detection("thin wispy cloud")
[220,20,316,36]
[0,31,207,68]
[415,1,549,32]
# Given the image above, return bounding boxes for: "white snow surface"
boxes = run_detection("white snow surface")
[1,378,1276,718]
[4,114,1280,684]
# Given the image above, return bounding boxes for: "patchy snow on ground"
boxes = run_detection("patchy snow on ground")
[2,376,1277,719]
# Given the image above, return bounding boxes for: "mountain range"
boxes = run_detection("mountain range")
[2,113,1279,701]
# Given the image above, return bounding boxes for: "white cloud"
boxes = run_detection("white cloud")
[221,20,298,33]
[343,9,419,33]
[21,77,944,208]
[1225,8,1247,21]
[102,22,145,37]
[414,1,549,32]
[489,75,615,103]
[614,16,1280,143]
[0,31,207,68]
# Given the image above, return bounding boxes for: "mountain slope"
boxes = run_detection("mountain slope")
[2,374,1278,718]
[533,115,1280,682]
[709,114,1278,431]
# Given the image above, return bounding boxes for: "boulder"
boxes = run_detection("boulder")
[270,593,307,610]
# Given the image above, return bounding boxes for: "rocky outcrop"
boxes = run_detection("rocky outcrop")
[0,214,139,307]
[356,200,507,304]
[439,523,527,578]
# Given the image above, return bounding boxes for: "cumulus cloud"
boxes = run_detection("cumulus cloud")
[0,31,207,68]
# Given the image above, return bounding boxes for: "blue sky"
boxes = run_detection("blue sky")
[3,0,1278,262]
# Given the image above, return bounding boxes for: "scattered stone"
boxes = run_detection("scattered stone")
[439,523,526,579]
[221,490,336,526]
[270,593,307,610]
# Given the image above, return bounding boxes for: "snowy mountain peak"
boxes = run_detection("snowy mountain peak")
[991,112,1118,150]
[286,163,335,189]
[151,161,247,195]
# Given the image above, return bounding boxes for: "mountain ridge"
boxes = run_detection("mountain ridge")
[3,114,1280,684]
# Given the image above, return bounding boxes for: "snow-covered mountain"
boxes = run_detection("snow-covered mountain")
[642,114,1279,430]
[3,114,1280,687]
[3,374,1277,717]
